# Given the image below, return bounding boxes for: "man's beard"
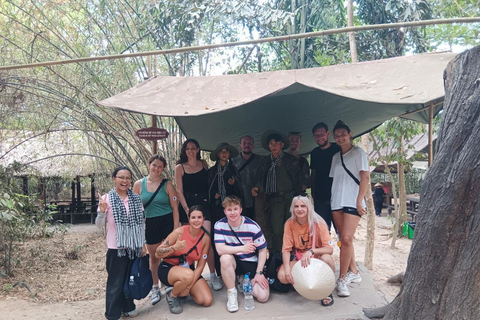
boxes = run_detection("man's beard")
[242,150,252,155]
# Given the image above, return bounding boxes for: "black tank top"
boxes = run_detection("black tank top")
[182,166,208,195]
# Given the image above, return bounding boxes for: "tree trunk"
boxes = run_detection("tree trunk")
[347,0,374,269]
[397,135,407,235]
[362,135,375,270]
[384,46,480,319]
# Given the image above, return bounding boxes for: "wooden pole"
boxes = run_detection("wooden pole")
[1,18,479,71]
[147,55,158,155]
[428,101,434,167]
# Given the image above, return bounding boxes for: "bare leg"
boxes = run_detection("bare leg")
[338,213,360,278]
[277,260,297,284]
[189,278,213,306]
[146,243,161,286]
[168,266,194,297]
[203,220,216,274]
[220,254,236,289]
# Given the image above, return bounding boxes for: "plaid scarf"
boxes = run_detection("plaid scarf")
[217,163,228,201]
[109,188,145,259]
[266,152,284,195]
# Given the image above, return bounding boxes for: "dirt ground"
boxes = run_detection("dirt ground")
[0,212,412,319]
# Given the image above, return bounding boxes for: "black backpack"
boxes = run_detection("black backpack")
[265,252,292,293]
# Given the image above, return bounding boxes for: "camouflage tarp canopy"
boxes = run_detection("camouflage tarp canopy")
[99,52,455,155]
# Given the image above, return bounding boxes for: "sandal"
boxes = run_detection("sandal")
[321,294,334,307]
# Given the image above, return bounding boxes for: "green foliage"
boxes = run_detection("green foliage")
[0,164,62,277]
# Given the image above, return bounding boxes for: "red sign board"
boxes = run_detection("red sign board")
[136,127,169,141]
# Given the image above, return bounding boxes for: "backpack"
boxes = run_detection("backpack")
[265,252,292,293]
[124,254,153,300]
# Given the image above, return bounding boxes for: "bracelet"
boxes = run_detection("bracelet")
[309,249,315,256]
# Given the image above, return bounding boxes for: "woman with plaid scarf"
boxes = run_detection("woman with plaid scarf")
[96,166,146,320]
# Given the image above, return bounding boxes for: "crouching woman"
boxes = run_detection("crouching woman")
[156,205,213,314]
[277,194,335,306]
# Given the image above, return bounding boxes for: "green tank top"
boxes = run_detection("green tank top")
[140,178,172,218]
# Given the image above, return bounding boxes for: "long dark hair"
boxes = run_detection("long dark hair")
[177,138,201,164]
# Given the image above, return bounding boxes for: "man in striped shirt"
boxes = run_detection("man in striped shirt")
[214,196,270,312]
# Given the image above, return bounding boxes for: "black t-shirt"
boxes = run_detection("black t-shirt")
[310,143,341,201]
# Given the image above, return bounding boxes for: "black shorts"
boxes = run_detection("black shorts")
[145,214,174,245]
[158,261,203,287]
[233,255,258,276]
[179,193,211,223]
[333,206,361,217]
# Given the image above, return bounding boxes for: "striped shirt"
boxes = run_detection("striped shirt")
[214,216,267,262]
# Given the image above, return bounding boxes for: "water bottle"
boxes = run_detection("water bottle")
[129,275,135,286]
[243,273,254,311]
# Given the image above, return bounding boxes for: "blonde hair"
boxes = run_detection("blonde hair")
[288,195,325,236]
[222,195,242,209]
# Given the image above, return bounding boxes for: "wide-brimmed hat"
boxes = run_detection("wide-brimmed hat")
[374,183,384,188]
[261,130,290,151]
[210,142,239,161]
[291,258,336,300]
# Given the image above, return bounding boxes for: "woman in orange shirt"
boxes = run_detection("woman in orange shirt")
[277,194,335,306]
[155,205,212,314]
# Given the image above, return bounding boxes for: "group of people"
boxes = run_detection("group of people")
[96,119,370,319]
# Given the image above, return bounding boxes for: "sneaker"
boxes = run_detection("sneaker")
[165,285,173,294]
[345,271,362,284]
[166,291,183,314]
[151,286,162,305]
[122,309,139,318]
[211,275,223,291]
[236,275,244,293]
[336,278,350,297]
[227,289,239,312]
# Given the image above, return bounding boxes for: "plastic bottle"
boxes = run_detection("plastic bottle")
[129,275,135,286]
[243,273,255,311]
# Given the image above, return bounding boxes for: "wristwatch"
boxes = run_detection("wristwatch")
[256,271,263,275]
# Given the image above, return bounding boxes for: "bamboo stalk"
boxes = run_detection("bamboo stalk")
[1,18,479,71]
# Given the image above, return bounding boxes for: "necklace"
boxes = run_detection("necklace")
[147,175,162,182]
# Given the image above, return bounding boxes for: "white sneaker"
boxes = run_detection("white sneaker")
[227,289,239,312]
[345,271,362,284]
[211,275,223,291]
[336,278,350,297]
[122,309,139,318]
[151,286,162,305]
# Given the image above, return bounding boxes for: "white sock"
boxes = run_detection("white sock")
[210,272,216,279]
[227,287,237,293]
[153,284,159,289]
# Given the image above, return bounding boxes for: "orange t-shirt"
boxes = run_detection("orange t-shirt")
[282,220,332,254]
[164,226,205,266]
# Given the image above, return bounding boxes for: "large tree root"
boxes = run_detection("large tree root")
[387,271,404,284]
[364,303,390,319]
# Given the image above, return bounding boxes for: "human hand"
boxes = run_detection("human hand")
[142,245,147,257]
[98,192,107,213]
[215,193,220,199]
[285,268,294,285]
[252,274,269,290]
[228,177,235,185]
[243,240,256,253]
[173,235,187,251]
[356,200,366,216]
[301,250,313,268]
[251,187,259,197]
